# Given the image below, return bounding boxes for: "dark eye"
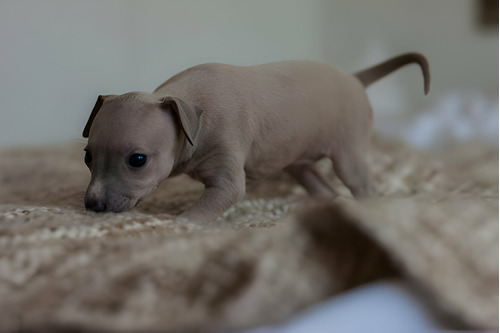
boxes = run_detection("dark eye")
[128,154,148,168]
[84,150,92,167]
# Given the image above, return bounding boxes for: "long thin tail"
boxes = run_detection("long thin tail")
[354,52,430,95]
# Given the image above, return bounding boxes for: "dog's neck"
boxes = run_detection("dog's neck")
[170,137,196,177]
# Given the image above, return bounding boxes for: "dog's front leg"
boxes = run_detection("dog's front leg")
[178,157,246,223]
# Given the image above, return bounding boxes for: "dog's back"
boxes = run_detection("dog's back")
[154,61,372,178]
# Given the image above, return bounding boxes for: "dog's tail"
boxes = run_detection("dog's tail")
[354,52,430,95]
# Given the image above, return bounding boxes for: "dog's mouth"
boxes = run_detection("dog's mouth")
[133,198,143,208]
[129,185,158,209]
[113,194,139,212]
[85,184,158,213]
[85,195,136,213]
[112,190,151,212]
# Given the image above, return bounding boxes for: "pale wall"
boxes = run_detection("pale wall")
[0,0,497,147]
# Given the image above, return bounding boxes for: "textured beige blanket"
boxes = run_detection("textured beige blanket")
[0,135,497,331]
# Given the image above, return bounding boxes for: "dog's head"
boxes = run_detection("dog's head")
[82,92,202,212]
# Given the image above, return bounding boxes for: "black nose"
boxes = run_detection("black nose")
[85,198,107,212]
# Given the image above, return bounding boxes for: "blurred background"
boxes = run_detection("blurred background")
[0,0,498,148]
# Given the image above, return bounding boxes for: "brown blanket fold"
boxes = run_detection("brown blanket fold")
[0,135,497,331]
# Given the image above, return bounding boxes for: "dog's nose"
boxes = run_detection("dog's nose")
[85,198,107,212]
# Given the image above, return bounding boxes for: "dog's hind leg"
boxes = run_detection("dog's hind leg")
[328,150,372,198]
[285,163,338,198]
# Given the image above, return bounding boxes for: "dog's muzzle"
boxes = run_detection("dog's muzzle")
[85,198,107,212]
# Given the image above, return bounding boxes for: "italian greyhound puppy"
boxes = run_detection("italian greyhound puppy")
[83,52,430,223]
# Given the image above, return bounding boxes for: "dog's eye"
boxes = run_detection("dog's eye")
[84,150,92,167]
[128,154,148,168]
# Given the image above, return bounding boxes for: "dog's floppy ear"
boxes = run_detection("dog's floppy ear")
[83,95,107,138]
[161,97,203,146]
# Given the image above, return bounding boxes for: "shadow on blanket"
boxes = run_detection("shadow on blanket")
[0,135,497,331]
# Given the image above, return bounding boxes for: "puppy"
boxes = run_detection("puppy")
[82,53,430,223]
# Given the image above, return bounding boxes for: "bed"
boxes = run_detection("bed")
[0,134,497,331]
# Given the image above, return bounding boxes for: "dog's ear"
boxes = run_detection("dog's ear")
[83,95,107,138]
[161,97,203,146]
